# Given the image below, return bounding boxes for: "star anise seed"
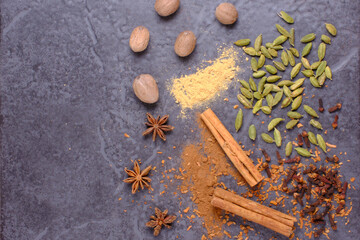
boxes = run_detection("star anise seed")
[142,113,174,141]
[146,207,176,236]
[123,160,152,194]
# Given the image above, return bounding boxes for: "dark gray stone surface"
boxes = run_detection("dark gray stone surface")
[1,0,359,239]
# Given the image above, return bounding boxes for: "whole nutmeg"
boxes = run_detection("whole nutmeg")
[215,3,238,25]
[133,74,159,104]
[155,0,180,17]
[174,31,196,57]
[129,26,150,52]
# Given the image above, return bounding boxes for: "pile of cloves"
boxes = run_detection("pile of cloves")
[281,162,348,236]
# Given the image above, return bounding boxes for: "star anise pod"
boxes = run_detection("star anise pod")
[146,207,177,236]
[123,160,152,194]
[142,113,174,141]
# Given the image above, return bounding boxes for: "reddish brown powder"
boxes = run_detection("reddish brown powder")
[178,117,244,238]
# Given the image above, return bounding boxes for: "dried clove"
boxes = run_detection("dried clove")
[261,149,271,162]
[318,98,324,112]
[306,181,312,200]
[285,155,301,164]
[263,162,272,178]
[311,197,324,207]
[303,164,317,174]
[297,134,304,146]
[339,181,348,200]
[328,213,337,230]
[294,192,304,206]
[332,114,338,129]
[282,166,297,190]
[276,150,283,164]
[336,200,345,214]
[328,103,342,113]
[302,131,311,148]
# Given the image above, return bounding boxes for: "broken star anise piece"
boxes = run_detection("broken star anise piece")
[123,160,152,194]
[146,207,177,236]
[142,113,174,141]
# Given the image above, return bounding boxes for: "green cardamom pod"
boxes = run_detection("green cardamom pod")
[235,109,243,132]
[277,80,294,87]
[273,35,288,46]
[276,24,290,37]
[287,111,303,119]
[283,85,292,98]
[258,77,267,93]
[266,94,274,108]
[254,34,262,52]
[301,33,316,43]
[318,43,326,61]
[278,11,294,24]
[321,34,331,44]
[318,72,326,86]
[234,39,251,47]
[237,94,253,109]
[261,46,273,59]
[287,50,296,66]
[325,23,337,36]
[241,87,253,99]
[262,84,273,96]
[311,61,321,70]
[285,141,293,157]
[253,99,263,114]
[268,118,285,131]
[291,63,302,79]
[315,61,327,78]
[286,119,299,129]
[243,47,257,56]
[251,57,258,72]
[253,91,262,100]
[261,133,274,143]
[268,44,284,50]
[308,131,318,145]
[301,57,311,69]
[302,42,312,57]
[290,88,304,98]
[265,65,278,75]
[291,95,302,110]
[261,106,272,115]
[289,48,299,57]
[249,124,257,140]
[303,105,319,118]
[325,66,332,80]
[281,97,292,109]
[302,69,314,77]
[268,48,278,57]
[274,128,282,147]
[309,76,321,88]
[272,91,283,106]
[253,70,267,78]
[249,77,257,91]
[268,84,281,92]
[289,28,295,46]
[290,78,305,90]
[273,61,286,71]
[281,50,289,66]
[309,119,323,129]
[317,134,327,153]
[257,54,266,69]
[295,147,313,157]
[239,80,250,90]
[267,75,282,83]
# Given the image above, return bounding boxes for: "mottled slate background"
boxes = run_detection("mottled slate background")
[0,0,359,239]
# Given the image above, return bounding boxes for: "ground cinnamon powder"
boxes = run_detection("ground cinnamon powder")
[177,116,244,238]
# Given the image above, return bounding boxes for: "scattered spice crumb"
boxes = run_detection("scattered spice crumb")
[124,133,130,138]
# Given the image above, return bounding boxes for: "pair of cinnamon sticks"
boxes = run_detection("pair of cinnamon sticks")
[212,188,297,237]
[200,108,263,187]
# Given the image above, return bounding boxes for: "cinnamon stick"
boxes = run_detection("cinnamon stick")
[201,108,263,187]
[212,188,296,237]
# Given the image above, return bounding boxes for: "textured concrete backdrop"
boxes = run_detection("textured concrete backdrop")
[1,0,359,239]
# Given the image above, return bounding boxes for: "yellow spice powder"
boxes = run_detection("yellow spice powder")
[169,47,240,111]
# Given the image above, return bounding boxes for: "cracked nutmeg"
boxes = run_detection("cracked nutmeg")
[146,208,176,236]
[143,113,174,141]
[123,160,152,194]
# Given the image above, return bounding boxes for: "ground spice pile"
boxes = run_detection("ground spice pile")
[170,47,240,113]
[176,117,244,238]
